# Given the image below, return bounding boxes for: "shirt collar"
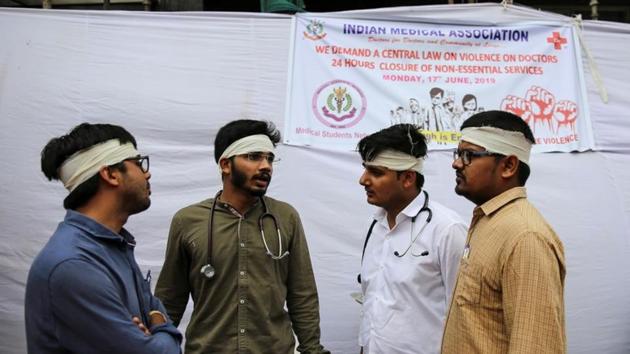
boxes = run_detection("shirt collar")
[64,209,135,245]
[373,191,426,224]
[476,187,527,216]
[214,190,263,218]
[400,190,427,219]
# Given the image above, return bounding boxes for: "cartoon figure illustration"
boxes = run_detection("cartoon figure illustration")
[424,87,446,131]
[458,94,481,130]
[388,91,487,134]
[441,92,461,132]
[390,106,405,125]
[408,98,425,129]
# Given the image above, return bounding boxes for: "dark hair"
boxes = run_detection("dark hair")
[41,123,137,210]
[461,110,535,185]
[357,124,427,190]
[214,120,281,163]
[461,94,477,110]
[429,87,444,98]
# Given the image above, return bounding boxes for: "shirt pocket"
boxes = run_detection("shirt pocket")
[455,261,483,306]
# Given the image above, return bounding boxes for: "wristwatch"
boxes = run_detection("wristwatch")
[148,310,168,325]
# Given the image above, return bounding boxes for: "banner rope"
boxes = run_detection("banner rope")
[573,14,609,103]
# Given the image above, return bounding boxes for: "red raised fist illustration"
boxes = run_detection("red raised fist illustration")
[500,95,533,123]
[525,86,556,132]
[553,100,578,133]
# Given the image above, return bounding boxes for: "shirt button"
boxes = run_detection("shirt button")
[240,243,245,248]
[240,299,245,304]
[240,329,245,334]
[240,271,245,276]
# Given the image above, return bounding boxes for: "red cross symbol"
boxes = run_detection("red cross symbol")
[547,32,567,50]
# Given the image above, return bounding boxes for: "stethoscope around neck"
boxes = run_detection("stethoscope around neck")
[357,190,433,284]
[200,191,289,279]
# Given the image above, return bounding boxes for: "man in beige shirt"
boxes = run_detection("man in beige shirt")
[442,110,566,354]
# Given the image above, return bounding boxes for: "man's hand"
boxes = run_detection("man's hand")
[149,310,168,326]
[132,316,151,336]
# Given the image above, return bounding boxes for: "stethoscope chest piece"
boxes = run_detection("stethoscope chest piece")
[200,264,215,279]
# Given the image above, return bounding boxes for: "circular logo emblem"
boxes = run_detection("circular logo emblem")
[312,79,367,129]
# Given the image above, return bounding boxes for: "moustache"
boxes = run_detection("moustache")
[253,173,271,182]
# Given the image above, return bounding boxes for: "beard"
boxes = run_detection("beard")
[122,182,151,216]
[231,164,271,197]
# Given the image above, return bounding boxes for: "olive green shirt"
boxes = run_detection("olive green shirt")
[155,196,328,354]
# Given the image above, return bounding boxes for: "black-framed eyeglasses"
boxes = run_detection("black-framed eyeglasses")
[124,155,150,173]
[240,152,279,164]
[452,149,500,166]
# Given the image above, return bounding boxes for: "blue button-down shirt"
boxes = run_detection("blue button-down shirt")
[25,210,182,354]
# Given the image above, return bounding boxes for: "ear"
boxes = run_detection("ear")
[500,155,519,180]
[98,165,122,187]
[219,158,232,176]
[401,170,416,189]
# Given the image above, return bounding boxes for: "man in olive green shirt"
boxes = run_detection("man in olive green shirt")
[156,120,329,354]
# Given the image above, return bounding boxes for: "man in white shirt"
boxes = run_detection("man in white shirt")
[356,124,467,354]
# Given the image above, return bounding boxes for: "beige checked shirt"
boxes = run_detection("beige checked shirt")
[441,187,566,354]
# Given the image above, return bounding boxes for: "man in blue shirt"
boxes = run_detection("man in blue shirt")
[25,123,182,354]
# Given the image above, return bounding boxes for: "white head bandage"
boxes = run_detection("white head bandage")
[59,140,139,192]
[460,126,533,164]
[364,149,424,173]
[218,134,275,171]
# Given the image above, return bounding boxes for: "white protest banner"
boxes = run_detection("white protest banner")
[284,14,594,152]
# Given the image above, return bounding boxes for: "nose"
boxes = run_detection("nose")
[145,171,152,180]
[359,170,369,186]
[452,157,463,170]
[259,157,272,171]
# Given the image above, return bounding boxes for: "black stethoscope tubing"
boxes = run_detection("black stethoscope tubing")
[200,191,288,279]
[357,190,433,284]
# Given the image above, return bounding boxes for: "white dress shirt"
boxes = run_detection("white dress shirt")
[359,191,467,354]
